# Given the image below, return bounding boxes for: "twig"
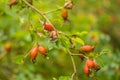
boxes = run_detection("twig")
[67,50,78,80]
[24,41,37,59]
[44,7,63,14]
[39,19,44,25]
[71,54,88,59]
[71,72,76,80]
[95,49,109,59]
[22,0,53,26]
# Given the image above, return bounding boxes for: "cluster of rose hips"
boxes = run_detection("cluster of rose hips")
[84,58,100,77]
[30,45,47,63]
[80,45,100,77]
[30,21,59,63]
[43,1,73,41]
[43,22,58,42]
[8,0,101,77]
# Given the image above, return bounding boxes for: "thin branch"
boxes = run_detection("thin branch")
[44,7,63,14]
[71,54,88,59]
[67,50,77,80]
[22,0,53,25]
[24,41,37,59]
[95,49,109,59]
[39,19,44,25]
[71,72,76,80]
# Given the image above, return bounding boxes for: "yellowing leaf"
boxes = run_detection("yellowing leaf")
[72,37,84,45]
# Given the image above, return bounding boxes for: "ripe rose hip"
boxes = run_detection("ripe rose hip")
[44,23,54,31]
[30,47,38,60]
[84,64,90,76]
[80,45,94,52]
[5,44,11,51]
[61,8,68,20]
[86,59,94,68]
[38,46,47,55]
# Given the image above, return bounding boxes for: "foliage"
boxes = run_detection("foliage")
[0,0,120,80]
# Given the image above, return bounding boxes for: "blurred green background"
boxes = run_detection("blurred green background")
[0,0,120,80]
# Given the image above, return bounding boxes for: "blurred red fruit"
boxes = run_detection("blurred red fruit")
[44,23,54,31]
[86,59,94,68]
[5,44,11,51]
[84,64,90,76]
[30,47,38,60]
[81,45,94,52]
[38,46,47,55]
[61,8,68,20]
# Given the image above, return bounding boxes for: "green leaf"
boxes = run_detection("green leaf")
[77,31,88,36]
[13,55,24,64]
[59,38,69,48]
[72,37,84,45]
[73,31,88,37]
[59,76,70,80]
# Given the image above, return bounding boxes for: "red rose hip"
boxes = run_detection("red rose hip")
[5,44,11,51]
[30,47,38,59]
[61,8,68,20]
[80,45,94,52]
[44,23,54,31]
[38,46,47,55]
[84,64,90,76]
[86,59,94,68]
